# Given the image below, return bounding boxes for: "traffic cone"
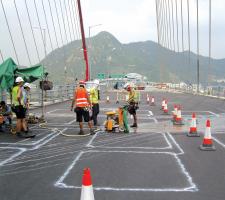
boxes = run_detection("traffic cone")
[116,92,119,104]
[80,168,95,200]
[161,99,165,110]
[187,113,200,137]
[172,105,178,122]
[200,120,216,151]
[150,96,155,106]
[146,94,150,104]
[163,101,169,114]
[106,95,110,103]
[173,106,184,125]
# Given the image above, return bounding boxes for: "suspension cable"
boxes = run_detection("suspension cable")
[187,0,191,65]
[155,0,160,44]
[41,0,54,51]
[47,0,59,48]
[158,0,163,45]
[208,0,212,85]
[14,0,32,65]
[24,0,41,62]
[0,0,19,64]
[53,0,64,46]
[34,0,47,57]
[197,0,200,92]
[180,0,184,52]
[63,0,73,41]
[70,0,79,40]
[171,0,176,51]
[66,0,76,40]
[59,0,69,43]
[165,0,171,49]
[167,0,174,51]
[175,0,180,52]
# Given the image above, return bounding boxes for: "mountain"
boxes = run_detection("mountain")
[42,31,225,84]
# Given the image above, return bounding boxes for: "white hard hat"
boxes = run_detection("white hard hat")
[24,82,31,88]
[93,79,100,85]
[15,77,24,83]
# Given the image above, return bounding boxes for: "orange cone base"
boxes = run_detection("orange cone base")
[187,131,200,137]
[163,111,169,115]
[199,144,216,151]
[173,120,184,126]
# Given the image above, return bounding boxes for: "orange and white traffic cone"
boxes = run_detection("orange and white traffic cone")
[116,92,119,104]
[80,168,95,200]
[172,105,178,122]
[146,94,150,104]
[187,113,200,137]
[106,95,110,103]
[200,120,216,151]
[161,99,165,110]
[173,106,184,125]
[163,101,169,114]
[150,96,155,106]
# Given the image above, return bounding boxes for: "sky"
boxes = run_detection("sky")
[82,0,225,59]
[0,0,225,66]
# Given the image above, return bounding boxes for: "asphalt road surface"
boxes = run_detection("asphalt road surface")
[1,90,225,200]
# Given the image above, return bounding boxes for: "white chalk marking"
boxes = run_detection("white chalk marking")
[0,147,26,167]
[55,150,198,192]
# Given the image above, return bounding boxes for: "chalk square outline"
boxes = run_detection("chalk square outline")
[87,132,173,150]
[55,150,198,192]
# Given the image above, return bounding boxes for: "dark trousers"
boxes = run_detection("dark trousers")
[92,103,99,126]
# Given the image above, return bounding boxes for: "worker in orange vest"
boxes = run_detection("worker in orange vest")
[71,80,94,135]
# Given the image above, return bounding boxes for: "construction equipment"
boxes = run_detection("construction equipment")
[104,105,129,133]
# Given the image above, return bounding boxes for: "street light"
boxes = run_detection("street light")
[32,26,46,120]
[88,24,102,80]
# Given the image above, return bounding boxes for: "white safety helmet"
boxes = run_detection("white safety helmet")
[93,79,100,85]
[15,77,24,83]
[24,82,31,89]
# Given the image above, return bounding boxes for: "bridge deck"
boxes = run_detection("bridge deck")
[1,91,225,200]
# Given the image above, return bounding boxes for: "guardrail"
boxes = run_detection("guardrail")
[0,84,77,107]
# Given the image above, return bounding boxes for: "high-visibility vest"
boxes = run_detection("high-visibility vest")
[12,85,24,106]
[75,87,89,107]
[128,90,135,103]
[90,87,99,104]
[134,90,139,103]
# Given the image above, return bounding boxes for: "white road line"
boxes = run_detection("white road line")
[212,136,225,149]
[166,132,184,155]
[55,150,198,192]
[0,147,26,167]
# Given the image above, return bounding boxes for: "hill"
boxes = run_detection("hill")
[42,31,225,84]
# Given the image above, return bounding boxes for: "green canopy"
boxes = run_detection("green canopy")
[16,64,45,83]
[0,58,17,90]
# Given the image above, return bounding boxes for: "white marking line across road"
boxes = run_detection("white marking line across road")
[55,150,198,192]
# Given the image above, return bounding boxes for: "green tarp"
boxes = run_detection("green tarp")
[0,58,17,90]
[0,57,46,90]
[16,64,45,83]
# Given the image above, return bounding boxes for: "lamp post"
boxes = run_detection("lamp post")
[88,24,102,80]
[32,26,46,120]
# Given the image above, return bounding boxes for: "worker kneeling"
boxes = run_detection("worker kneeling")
[126,85,138,128]
[71,80,95,135]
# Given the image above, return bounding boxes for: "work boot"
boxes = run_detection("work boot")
[90,129,96,135]
[130,123,138,128]
[78,130,84,135]
[16,132,23,138]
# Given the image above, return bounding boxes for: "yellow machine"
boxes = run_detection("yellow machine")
[104,107,128,133]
